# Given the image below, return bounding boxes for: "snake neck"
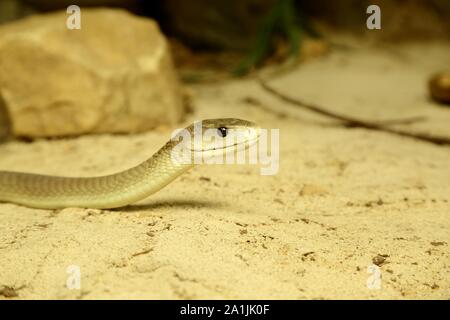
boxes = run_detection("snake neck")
[132,141,194,194]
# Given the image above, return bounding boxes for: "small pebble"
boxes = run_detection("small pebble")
[429,72,450,104]
[372,254,389,266]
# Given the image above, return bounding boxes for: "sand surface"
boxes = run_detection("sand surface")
[0,41,449,299]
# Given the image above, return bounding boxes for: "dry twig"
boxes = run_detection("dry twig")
[259,79,450,146]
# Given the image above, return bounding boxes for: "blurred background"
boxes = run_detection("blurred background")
[1,1,449,71]
[0,0,449,140]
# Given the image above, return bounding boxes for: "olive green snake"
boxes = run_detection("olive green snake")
[0,119,260,209]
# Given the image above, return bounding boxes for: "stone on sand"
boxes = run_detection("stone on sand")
[0,8,184,137]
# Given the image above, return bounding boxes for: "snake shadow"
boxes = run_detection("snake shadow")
[115,199,225,212]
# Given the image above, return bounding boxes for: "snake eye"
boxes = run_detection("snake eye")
[217,127,228,138]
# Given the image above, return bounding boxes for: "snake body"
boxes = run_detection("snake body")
[0,119,259,209]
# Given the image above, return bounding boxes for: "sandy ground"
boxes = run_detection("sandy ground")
[0,40,449,300]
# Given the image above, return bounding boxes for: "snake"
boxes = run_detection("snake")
[0,118,260,209]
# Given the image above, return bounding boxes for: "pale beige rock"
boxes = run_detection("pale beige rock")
[0,8,184,137]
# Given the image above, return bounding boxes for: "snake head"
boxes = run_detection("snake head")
[171,118,260,163]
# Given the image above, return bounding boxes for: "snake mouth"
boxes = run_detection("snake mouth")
[192,137,259,153]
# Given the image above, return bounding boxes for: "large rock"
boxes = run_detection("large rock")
[0,8,184,138]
